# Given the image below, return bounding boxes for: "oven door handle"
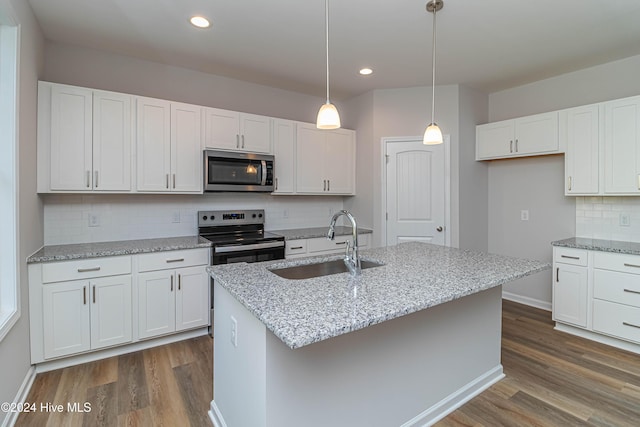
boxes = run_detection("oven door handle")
[214,241,284,253]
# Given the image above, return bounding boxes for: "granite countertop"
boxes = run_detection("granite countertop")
[27,236,212,264]
[552,237,640,256]
[269,226,373,240]
[209,241,550,349]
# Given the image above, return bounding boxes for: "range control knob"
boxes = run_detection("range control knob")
[202,215,208,221]
[252,213,257,218]
[258,213,263,218]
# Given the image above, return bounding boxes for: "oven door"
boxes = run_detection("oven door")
[212,240,285,265]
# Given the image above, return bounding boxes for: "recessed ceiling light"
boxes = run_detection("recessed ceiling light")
[190,16,211,29]
[359,68,373,76]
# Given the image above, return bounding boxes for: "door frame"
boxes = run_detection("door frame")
[380,135,451,247]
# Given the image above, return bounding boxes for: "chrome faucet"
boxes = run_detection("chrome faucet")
[327,210,361,276]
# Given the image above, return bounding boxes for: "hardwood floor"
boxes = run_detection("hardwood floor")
[15,301,640,426]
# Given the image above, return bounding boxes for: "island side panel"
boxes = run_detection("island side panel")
[211,281,267,427]
[264,286,504,427]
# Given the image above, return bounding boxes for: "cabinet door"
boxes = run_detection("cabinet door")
[295,123,326,193]
[325,129,355,194]
[43,281,90,359]
[475,120,514,160]
[604,96,640,194]
[50,85,93,190]
[171,103,202,192]
[552,263,588,328]
[565,105,599,195]
[90,276,132,349]
[203,108,240,150]
[137,97,171,191]
[515,112,559,156]
[175,266,209,332]
[93,91,132,191]
[240,113,271,153]
[272,119,296,194]
[138,270,175,339]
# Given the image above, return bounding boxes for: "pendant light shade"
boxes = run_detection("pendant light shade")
[423,0,443,145]
[317,0,341,129]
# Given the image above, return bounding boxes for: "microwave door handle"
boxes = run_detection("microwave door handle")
[261,160,267,185]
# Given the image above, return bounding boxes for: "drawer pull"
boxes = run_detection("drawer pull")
[335,241,347,245]
[77,267,101,273]
[290,246,304,250]
[623,288,640,295]
[623,321,640,330]
[623,263,640,268]
[166,258,185,263]
[561,255,580,260]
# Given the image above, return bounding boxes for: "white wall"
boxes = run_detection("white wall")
[486,54,640,308]
[0,0,44,422]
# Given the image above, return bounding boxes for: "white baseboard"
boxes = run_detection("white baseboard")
[502,291,551,312]
[400,365,504,427]
[2,366,36,427]
[555,322,640,355]
[209,400,228,427]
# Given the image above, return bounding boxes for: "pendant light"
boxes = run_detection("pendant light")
[424,0,443,145]
[316,0,341,129]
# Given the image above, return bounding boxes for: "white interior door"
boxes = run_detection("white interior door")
[385,138,446,246]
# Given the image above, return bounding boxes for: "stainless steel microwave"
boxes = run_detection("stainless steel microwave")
[204,150,274,192]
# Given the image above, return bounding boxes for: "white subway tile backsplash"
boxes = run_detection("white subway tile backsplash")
[576,197,640,243]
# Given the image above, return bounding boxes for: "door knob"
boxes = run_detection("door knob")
[436,226,443,232]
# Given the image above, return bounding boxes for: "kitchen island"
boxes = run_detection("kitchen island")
[208,242,549,427]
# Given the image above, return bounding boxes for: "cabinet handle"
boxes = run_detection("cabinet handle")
[77,267,101,273]
[93,285,96,303]
[171,275,174,292]
[178,274,181,290]
[166,174,169,189]
[568,176,572,191]
[236,134,240,148]
[95,171,99,188]
[323,180,326,191]
[637,174,640,190]
[556,267,559,282]
[166,258,185,263]
[83,286,87,305]
[173,174,176,189]
[86,171,91,188]
[290,246,303,250]
[335,241,347,246]
[510,140,513,153]
[623,321,640,330]
[561,255,580,260]
[275,178,278,191]
[327,180,330,191]
[515,139,518,152]
[242,135,245,149]
[623,263,640,268]
[623,288,640,295]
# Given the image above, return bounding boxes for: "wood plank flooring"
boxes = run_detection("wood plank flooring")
[15,300,640,426]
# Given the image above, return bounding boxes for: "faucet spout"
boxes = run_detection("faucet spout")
[327,210,361,275]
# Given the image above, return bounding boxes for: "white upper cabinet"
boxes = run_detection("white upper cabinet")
[203,107,272,153]
[295,123,355,195]
[136,97,202,193]
[476,111,560,160]
[563,105,600,195]
[39,82,132,192]
[272,119,296,194]
[604,96,640,194]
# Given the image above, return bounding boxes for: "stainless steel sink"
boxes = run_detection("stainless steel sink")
[270,259,384,280]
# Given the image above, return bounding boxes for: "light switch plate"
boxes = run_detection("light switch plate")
[520,210,529,221]
[88,213,100,227]
[620,213,631,227]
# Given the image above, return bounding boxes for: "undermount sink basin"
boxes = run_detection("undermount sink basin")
[270,259,384,280]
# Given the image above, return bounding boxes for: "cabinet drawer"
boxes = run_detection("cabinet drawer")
[308,235,351,254]
[285,240,307,257]
[42,256,131,284]
[137,248,209,272]
[593,299,640,344]
[553,247,588,266]
[594,252,640,274]
[594,269,640,308]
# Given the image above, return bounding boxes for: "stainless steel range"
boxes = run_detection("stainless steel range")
[198,209,285,335]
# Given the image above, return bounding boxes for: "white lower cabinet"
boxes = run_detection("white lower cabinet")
[285,234,370,259]
[552,247,588,328]
[137,249,209,340]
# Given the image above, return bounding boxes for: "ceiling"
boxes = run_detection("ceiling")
[27,0,640,100]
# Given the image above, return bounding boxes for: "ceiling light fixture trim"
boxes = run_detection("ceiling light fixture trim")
[424,0,443,145]
[190,16,211,29]
[316,0,341,129]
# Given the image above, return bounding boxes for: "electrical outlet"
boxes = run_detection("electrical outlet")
[620,213,631,227]
[172,211,180,223]
[88,213,100,227]
[230,316,238,347]
[520,210,529,221]
[283,209,289,219]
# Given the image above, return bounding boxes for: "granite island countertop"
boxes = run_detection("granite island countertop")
[552,237,640,256]
[27,236,212,263]
[269,226,373,240]
[209,241,550,349]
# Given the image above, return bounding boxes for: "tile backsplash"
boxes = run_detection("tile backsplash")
[43,193,347,245]
[576,196,640,242]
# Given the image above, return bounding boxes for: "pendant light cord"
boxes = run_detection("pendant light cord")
[325,0,330,104]
[431,4,437,124]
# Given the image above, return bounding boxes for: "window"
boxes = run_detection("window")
[0,20,19,341]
